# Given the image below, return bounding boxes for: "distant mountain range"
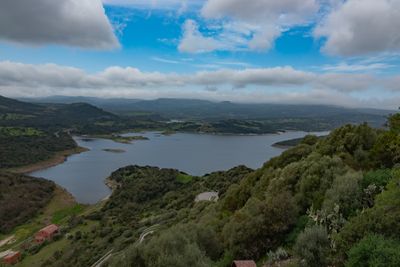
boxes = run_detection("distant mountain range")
[20,96,393,121]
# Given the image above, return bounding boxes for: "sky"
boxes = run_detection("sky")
[0,0,400,109]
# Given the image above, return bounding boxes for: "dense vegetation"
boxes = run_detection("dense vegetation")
[29,113,400,267]
[0,95,163,168]
[272,135,323,148]
[0,172,55,233]
[0,128,76,168]
[0,95,163,135]
[34,166,251,267]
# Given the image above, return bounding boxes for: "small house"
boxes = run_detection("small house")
[195,191,219,202]
[2,251,21,265]
[35,224,59,244]
[231,260,257,267]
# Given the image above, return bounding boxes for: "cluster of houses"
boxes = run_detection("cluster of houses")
[1,224,59,265]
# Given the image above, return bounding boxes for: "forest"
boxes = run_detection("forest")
[31,113,400,267]
[0,172,55,234]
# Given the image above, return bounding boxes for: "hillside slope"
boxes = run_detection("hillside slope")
[28,114,400,267]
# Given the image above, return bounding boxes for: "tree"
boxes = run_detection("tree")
[322,171,362,218]
[346,234,400,267]
[293,225,331,267]
[335,171,400,263]
[370,131,400,168]
[222,192,298,259]
[112,225,212,267]
[388,113,400,133]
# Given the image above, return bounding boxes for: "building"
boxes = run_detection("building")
[35,224,59,244]
[195,191,219,202]
[2,251,21,265]
[231,260,257,267]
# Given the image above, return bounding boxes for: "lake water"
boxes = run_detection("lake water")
[30,131,328,204]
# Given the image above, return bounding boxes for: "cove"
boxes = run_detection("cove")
[30,131,328,204]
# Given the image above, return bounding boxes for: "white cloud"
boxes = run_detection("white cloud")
[321,62,393,72]
[317,73,376,92]
[0,0,119,49]
[189,67,315,88]
[178,20,223,53]
[201,0,318,25]
[315,0,400,56]
[0,60,398,108]
[178,0,319,53]
[151,57,180,64]
[102,0,202,11]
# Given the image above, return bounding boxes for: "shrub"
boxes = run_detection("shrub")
[346,234,400,267]
[293,225,330,267]
[266,247,289,264]
[361,169,392,189]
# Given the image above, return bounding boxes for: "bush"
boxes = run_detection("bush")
[346,234,400,267]
[335,172,400,261]
[293,225,330,267]
[362,169,392,189]
[322,171,362,218]
[266,247,289,264]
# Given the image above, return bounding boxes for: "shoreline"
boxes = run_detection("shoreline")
[271,144,293,149]
[102,176,121,201]
[9,146,89,174]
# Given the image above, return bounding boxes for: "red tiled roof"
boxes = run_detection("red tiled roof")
[232,260,257,267]
[39,224,59,234]
[4,251,20,260]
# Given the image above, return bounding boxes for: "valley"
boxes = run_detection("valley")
[1,2,399,266]
[0,95,399,267]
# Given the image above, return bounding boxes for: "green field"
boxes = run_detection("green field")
[0,127,43,137]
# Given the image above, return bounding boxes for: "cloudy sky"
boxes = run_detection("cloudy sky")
[0,0,400,108]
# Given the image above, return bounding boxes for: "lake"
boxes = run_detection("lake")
[30,131,329,204]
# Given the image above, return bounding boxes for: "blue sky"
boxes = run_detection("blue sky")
[0,7,329,73]
[0,0,399,108]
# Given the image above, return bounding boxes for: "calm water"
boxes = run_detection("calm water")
[30,131,328,204]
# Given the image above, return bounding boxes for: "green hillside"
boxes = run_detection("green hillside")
[26,114,400,267]
[0,96,161,168]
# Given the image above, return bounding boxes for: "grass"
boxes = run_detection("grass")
[16,238,69,267]
[1,187,78,251]
[8,189,97,267]
[52,204,85,224]
[176,173,193,184]
[15,220,100,267]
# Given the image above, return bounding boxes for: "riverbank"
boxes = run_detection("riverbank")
[8,146,89,174]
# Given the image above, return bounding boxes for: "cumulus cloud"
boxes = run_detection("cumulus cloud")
[178,0,318,53]
[0,0,119,49]
[190,67,315,88]
[315,0,400,56]
[0,60,397,92]
[0,61,398,108]
[201,0,318,24]
[178,20,224,53]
